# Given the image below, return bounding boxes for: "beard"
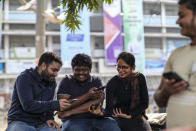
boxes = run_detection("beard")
[41,69,55,82]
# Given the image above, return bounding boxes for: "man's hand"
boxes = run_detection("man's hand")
[59,99,71,111]
[88,102,104,116]
[162,78,187,96]
[87,87,104,99]
[112,108,131,119]
[46,120,60,130]
[154,77,188,108]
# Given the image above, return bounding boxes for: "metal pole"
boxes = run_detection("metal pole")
[35,0,46,58]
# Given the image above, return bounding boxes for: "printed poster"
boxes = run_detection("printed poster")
[60,7,90,67]
[122,0,145,73]
[104,0,123,65]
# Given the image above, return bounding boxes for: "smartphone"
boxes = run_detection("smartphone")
[96,86,106,91]
[70,99,77,103]
[163,72,183,82]
[163,71,190,89]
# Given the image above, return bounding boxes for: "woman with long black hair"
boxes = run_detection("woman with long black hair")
[104,51,151,131]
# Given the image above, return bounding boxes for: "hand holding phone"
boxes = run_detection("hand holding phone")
[89,102,104,116]
[163,72,183,82]
[90,102,100,110]
[70,99,77,103]
[96,86,106,91]
[163,71,190,90]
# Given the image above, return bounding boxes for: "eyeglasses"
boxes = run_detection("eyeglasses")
[115,65,130,70]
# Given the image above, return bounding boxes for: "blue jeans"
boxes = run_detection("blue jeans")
[61,117,121,131]
[6,121,58,131]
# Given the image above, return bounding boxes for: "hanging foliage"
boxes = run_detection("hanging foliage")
[60,0,113,33]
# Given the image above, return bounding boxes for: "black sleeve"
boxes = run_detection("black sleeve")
[45,111,54,121]
[57,76,71,95]
[46,86,58,120]
[105,77,116,116]
[130,73,149,117]
[94,76,103,87]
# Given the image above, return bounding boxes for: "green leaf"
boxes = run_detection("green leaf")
[60,0,113,33]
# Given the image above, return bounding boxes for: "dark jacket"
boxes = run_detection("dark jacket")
[7,68,60,125]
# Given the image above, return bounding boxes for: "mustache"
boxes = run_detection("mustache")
[49,75,56,79]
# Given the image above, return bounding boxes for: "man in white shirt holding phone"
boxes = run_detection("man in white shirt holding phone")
[154,0,196,129]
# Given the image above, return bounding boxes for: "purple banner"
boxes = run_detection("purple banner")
[104,0,123,65]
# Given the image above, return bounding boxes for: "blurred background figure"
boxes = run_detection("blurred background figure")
[43,8,65,24]
[154,0,196,129]
[17,0,36,12]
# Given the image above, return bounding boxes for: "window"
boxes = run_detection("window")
[165,4,178,16]
[143,2,161,16]
[9,0,20,11]
[144,27,162,33]
[145,37,162,49]
[10,36,34,47]
[10,24,35,30]
[166,28,180,33]
[90,16,103,32]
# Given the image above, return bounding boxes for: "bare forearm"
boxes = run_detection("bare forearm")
[62,93,89,111]
[61,98,102,118]
[71,99,100,114]
[154,88,170,108]
[64,90,104,111]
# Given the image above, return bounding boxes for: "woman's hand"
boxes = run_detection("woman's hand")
[46,120,60,130]
[88,102,104,116]
[112,108,131,119]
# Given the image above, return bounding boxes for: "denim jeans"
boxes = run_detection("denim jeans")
[6,121,58,131]
[61,117,121,131]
